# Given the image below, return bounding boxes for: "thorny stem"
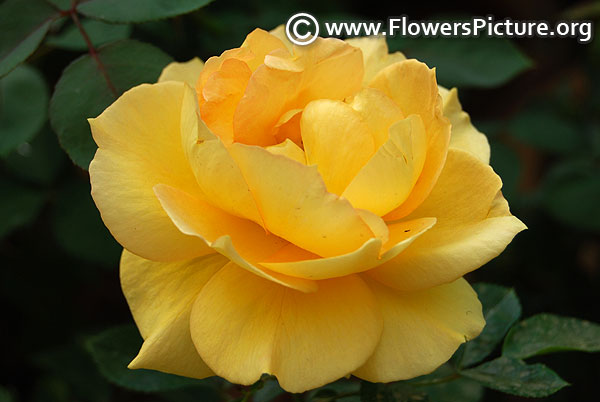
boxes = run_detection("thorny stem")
[66,0,118,97]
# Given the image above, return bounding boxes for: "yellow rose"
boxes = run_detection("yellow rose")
[89,27,526,392]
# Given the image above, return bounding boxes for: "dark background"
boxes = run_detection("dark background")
[1,0,599,401]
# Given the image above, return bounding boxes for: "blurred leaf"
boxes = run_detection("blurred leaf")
[2,127,65,186]
[503,313,600,359]
[509,107,583,154]
[86,324,205,392]
[52,178,121,267]
[0,0,60,77]
[34,343,111,402]
[389,37,531,88]
[461,283,521,368]
[77,0,214,23]
[460,356,568,398]
[0,65,48,156]
[541,159,600,232]
[421,378,483,402]
[0,386,14,402]
[0,178,45,238]
[360,381,429,402]
[49,39,172,168]
[47,19,132,51]
[489,141,520,202]
[30,377,71,402]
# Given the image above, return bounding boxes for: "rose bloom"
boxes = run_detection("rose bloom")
[89,27,525,392]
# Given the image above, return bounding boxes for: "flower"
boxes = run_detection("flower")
[89,27,526,392]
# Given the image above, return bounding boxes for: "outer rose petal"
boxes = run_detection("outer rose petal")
[370,59,451,220]
[121,250,228,378]
[153,183,317,293]
[345,36,406,85]
[89,82,211,262]
[228,142,377,257]
[158,57,204,86]
[190,264,383,393]
[265,139,306,164]
[440,87,491,164]
[369,149,527,291]
[353,277,485,382]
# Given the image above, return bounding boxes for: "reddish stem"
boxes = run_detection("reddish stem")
[67,3,118,97]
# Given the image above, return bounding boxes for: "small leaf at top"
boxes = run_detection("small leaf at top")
[77,0,214,24]
[47,19,132,51]
[0,0,60,77]
[389,36,532,88]
[502,313,600,359]
[49,39,172,168]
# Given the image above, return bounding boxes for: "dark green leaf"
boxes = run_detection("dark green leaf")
[0,0,59,77]
[541,159,600,232]
[2,127,65,186]
[308,379,360,402]
[0,65,48,156]
[360,381,428,402]
[47,19,132,51]
[460,356,568,398]
[52,178,121,267]
[489,141,520,202]
[86,324,204,392]
[49,39,172,168]
[77,0,213,23]
[254,378,285,402]
[509,107,583,154]
[461,283,521,368]
[503,313,600,359]
[389,37,532,88]
[0,178,45,238]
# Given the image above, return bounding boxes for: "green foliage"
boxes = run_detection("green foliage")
[49,40,172,168]
[460,283,522,367]
[86,325,207,392]
[360,381,429,402]
[0,0,60,77]
[0,178,45,238]
[51,178,121,267]
[509,106,583,154]
[460,356,568,398]
[77,0,214,23]
[503,313,600,359]
[0,65,49,156]
[47,19,132,51]
[389,36,532,88]
[541,159,600,232]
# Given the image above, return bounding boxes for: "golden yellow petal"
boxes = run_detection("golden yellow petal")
[190,264,383,393]
[369,149,527,291]
[89,82,211,261]
[122,250,227,378]
[345,36,406,85]
[158,58,204,86]
[353,277,485,382]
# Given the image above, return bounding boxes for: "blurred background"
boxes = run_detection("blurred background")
[1,0,599,401]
